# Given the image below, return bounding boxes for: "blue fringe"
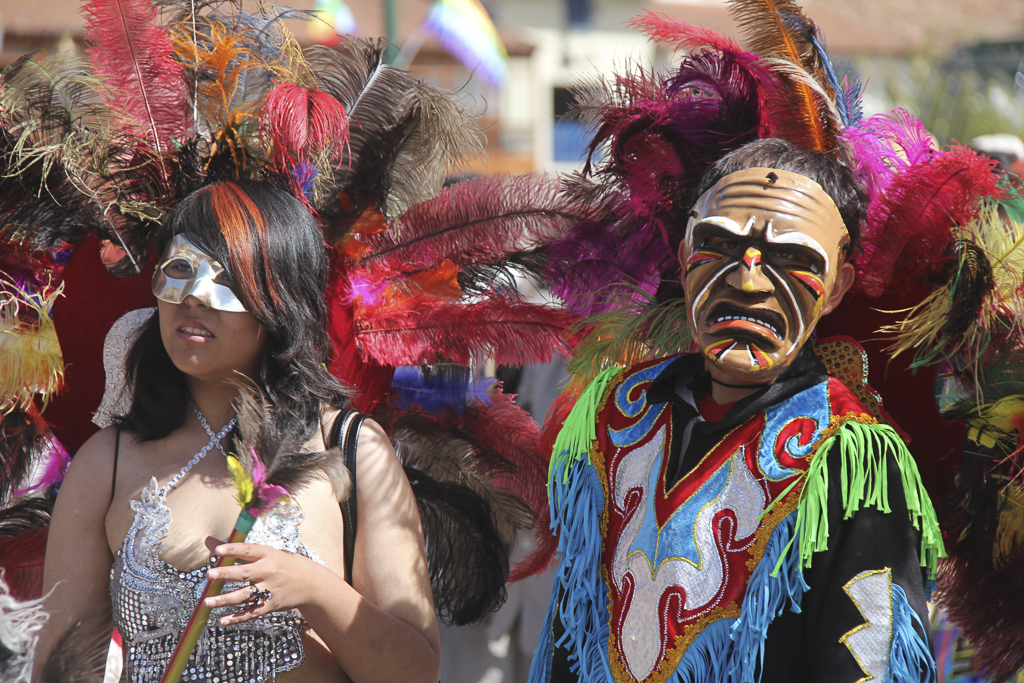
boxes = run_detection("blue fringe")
[887,583,936,683]
[727,513,808,682]
[673,619,733,683]
[529,455,612,683]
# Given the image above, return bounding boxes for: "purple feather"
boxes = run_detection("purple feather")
[544,222,675,317]
[582,49,766,242]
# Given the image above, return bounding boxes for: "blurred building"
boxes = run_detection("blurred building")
[4,0,1023,173]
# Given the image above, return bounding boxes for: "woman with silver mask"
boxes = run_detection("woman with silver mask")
[35,181,441,683]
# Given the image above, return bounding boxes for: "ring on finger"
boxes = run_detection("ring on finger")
[242,585,271,610]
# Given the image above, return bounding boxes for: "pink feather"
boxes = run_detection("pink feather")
[843,109,936,204]
[261,82,350,173]
[248,447,290,514]
[628,10,744,54]
[83,0,188,152]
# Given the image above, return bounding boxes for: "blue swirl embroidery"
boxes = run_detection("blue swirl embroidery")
[757,381,831,481]
[614,358,678,418]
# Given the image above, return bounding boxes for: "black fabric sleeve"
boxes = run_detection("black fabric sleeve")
[760,441,933,683]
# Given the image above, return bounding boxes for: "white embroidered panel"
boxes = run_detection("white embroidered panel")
[841,567,894,683]
[609,427,766,681]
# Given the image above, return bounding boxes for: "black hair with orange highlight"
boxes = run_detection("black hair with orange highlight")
[118,180,348,441]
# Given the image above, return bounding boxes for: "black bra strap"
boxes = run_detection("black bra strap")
[111,428,121,504]
[329,409,366,585]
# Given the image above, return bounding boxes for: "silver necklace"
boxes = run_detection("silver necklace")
[160,398,238,494]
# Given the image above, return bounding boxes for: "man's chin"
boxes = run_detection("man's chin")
[699,337,788,380]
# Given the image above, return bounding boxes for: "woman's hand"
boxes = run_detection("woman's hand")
[202,539,342,626]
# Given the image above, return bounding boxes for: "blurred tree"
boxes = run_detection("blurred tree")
[884,45,1024,146]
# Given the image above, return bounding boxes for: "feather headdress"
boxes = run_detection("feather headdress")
[0,0,577,634]
[541,1,1024,676]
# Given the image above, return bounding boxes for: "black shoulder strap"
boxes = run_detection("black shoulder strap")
[329,408,367,586]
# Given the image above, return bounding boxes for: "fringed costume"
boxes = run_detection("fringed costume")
[0,0,579,679]
[529,1,1024,681]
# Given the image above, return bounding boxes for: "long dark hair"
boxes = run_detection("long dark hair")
[117,180,348,441]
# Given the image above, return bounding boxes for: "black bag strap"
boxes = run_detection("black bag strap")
[329,408,366,586]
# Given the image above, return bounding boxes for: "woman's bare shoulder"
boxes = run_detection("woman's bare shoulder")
[60,426,119,498]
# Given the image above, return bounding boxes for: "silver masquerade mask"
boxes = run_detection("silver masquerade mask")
[151,235,247,312]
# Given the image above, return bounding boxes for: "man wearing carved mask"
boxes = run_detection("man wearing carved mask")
[530,139,941,683]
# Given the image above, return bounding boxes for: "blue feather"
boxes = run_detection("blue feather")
[391,365,495,414]
[779,13,852,127]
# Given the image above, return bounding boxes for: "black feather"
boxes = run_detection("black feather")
[402,466,509,625]
[0,409,49,508]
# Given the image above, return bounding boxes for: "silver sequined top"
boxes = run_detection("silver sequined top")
[111,477,325,683]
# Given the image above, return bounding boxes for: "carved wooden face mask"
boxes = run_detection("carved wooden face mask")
[681,168,850,382]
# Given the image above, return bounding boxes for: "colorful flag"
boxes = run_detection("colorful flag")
[423,0,508,88]
[308,0,358,46]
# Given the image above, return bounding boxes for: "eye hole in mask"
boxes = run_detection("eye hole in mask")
[152,235,247,313]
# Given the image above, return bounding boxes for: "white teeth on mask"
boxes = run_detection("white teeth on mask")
[713,315,779,336]
[181,326,212,337]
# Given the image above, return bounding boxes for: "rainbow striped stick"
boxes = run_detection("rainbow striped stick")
[160,452,289,683]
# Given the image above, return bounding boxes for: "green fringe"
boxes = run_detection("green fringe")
[549,366,621,487]
[795,420,946,578]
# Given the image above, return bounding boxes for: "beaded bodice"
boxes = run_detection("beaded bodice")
[111,477,324,682]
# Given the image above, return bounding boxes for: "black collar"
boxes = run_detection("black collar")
[647,344,830,434]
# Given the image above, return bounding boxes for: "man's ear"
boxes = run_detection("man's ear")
[822,262,856,315]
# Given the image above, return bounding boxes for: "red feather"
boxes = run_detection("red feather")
[517,388,579,578]
[855,145,1002,297]
[260,82,349,179]
[446,392,551,581]
[326,262,395,413]
[357,175,578,278]
[355,296,574,367]
[628,10,743,54]
[83,0,188,152]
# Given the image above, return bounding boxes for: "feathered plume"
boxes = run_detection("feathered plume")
[855,145,1002,298]
[357,175,578,277]
[566,288,692,391]
[628,10,743,54]
[307,39,484,236]
[0,56,109,253]
[82,0,189,152]
[842,109,937,205]
[0,572,48,683]
[260,81,350,206]
[354,293,575,367]
[727,0,842,152]
[543,220,677,318]
[392,389,547,622]
[0,279,64,414]
[936,548,1024,681]
[231,383,349,505]
[0,497,52,602]
[39,609,112,683]
[0,406,51,508]
[574,49,766,239]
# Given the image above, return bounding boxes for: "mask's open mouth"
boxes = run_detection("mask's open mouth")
[706,303,785,342]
